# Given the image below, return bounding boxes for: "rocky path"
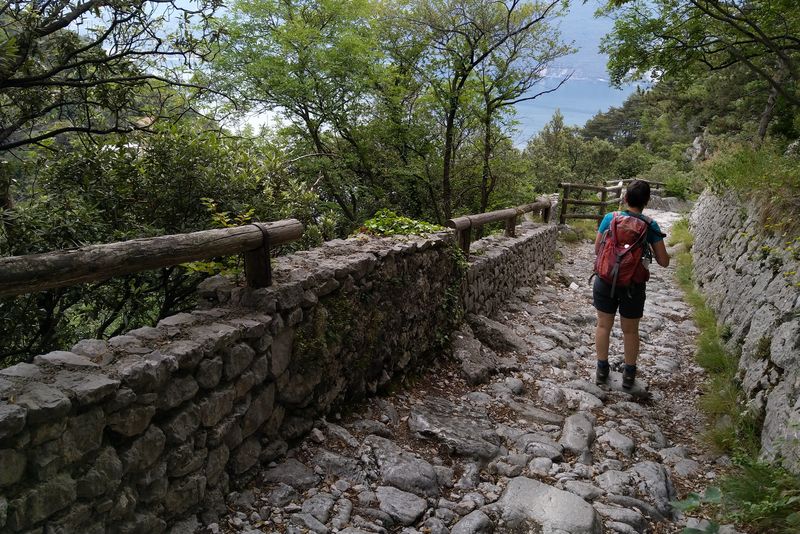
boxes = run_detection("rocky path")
[208,209,727,534]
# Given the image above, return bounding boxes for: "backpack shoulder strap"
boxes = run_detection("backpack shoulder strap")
[627,212,667,239]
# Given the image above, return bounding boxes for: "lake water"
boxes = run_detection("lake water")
[509,0,641,145]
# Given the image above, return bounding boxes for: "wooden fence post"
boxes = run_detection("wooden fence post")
[458,228,472,258]
[244,223,272,288]
[559,185,570,225]
[504,216,516,237]
[598,189,607,228]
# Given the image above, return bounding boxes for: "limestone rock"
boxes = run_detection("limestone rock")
[409,397,501,460]
[466,315,527,353]
[292,512,328,534]
[0,449,25,487]
[492,477,602,533]
[452,327,495,385]
[16,383,71,424]
[263,458,320,490]
[302,492,336,524]
[375,486,427,527]
[7,473,77,530]
[450,510,492,534]
[314,449,367,485]
[629,461,675,517]
[598,429,635,457]
[363,435,439,497]
[560,412,596,455]
[0,404,26,440]
[53,372,120,406]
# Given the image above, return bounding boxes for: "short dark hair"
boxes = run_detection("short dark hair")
[625,180,651,209]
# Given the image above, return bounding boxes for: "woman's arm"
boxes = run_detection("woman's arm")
[595,232,603,255]
[652,240,670,267]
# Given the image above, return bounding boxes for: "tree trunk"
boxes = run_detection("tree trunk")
[442,99,458,221]
[480,112,492,214]
[304,120,356,222]
[756,82,780,147]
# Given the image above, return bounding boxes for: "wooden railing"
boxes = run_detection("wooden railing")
[446,198,552,257]
[559,179,666,226]
[558,182,622,225]
[604,178,665,190]
[0,219,304,297]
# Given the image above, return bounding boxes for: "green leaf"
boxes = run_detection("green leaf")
[671,493,702,512]
[703,487,722,504]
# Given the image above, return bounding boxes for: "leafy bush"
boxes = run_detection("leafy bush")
[668,218,694,250]
[0,125,329,366]
[359,209,444,236]
[702,144,800,236]
[719,456,800,533]
[637,160,695,200]
[664,173,694,200]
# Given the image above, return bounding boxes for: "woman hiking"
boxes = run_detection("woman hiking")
[593,179,670,389]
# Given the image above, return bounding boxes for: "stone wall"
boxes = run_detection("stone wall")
[464,222,557,316]
[0,224,556,532]
[690,190,800,471]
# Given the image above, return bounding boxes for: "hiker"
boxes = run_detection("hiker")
[592,180,669,389]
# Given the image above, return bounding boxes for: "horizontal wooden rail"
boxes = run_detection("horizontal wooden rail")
[564,198,619,207]
[562,213,605,220]
[605,178,665,188]
[558,182,623,193]
[0,219,303,297]
[559,182,625,226]
[446,198,551,257]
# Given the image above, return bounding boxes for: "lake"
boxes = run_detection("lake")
[509,0,641,145]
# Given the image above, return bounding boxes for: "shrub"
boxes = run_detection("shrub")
[359,209,444,236]
[702,144,800,237]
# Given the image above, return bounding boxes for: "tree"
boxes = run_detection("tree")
[210,0,381,224]
[601,0,800,143]
[409,0,565,220]
[582,87,648,146]
[474,2,572,213]
[0,0,222,153]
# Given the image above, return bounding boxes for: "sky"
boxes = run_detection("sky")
[511,0,640,145]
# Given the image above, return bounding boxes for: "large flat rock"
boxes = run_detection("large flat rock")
[600,371,650,400]
[408,397,501,460]
[492,476,602,533]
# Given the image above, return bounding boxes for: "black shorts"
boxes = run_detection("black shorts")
[592,277,646,319]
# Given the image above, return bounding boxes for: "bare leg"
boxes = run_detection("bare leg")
[620,316,641,366]
[595,311,615,362]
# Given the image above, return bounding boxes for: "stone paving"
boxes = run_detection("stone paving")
[207,209,736,534]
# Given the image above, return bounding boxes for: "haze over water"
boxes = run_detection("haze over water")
[512,0,640,145]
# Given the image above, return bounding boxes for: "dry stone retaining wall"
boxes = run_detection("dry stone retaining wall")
[690,190,800,472]
[0,224,555,533]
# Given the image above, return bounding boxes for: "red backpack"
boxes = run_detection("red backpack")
[594,212,652,297]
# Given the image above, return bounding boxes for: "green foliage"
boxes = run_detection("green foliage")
[718,456,800,532]
[702,144,800,237]
[359,209,444,237]
[668,218,693,250]
[600,0,800,118]
[675,488,724,533]
[0,123,329,365]
[525,110,622,191]
[559,219,599,243]
[183,199,255,279]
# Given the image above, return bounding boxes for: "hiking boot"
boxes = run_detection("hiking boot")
[622,365,637,389]
[596,361,610,385]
